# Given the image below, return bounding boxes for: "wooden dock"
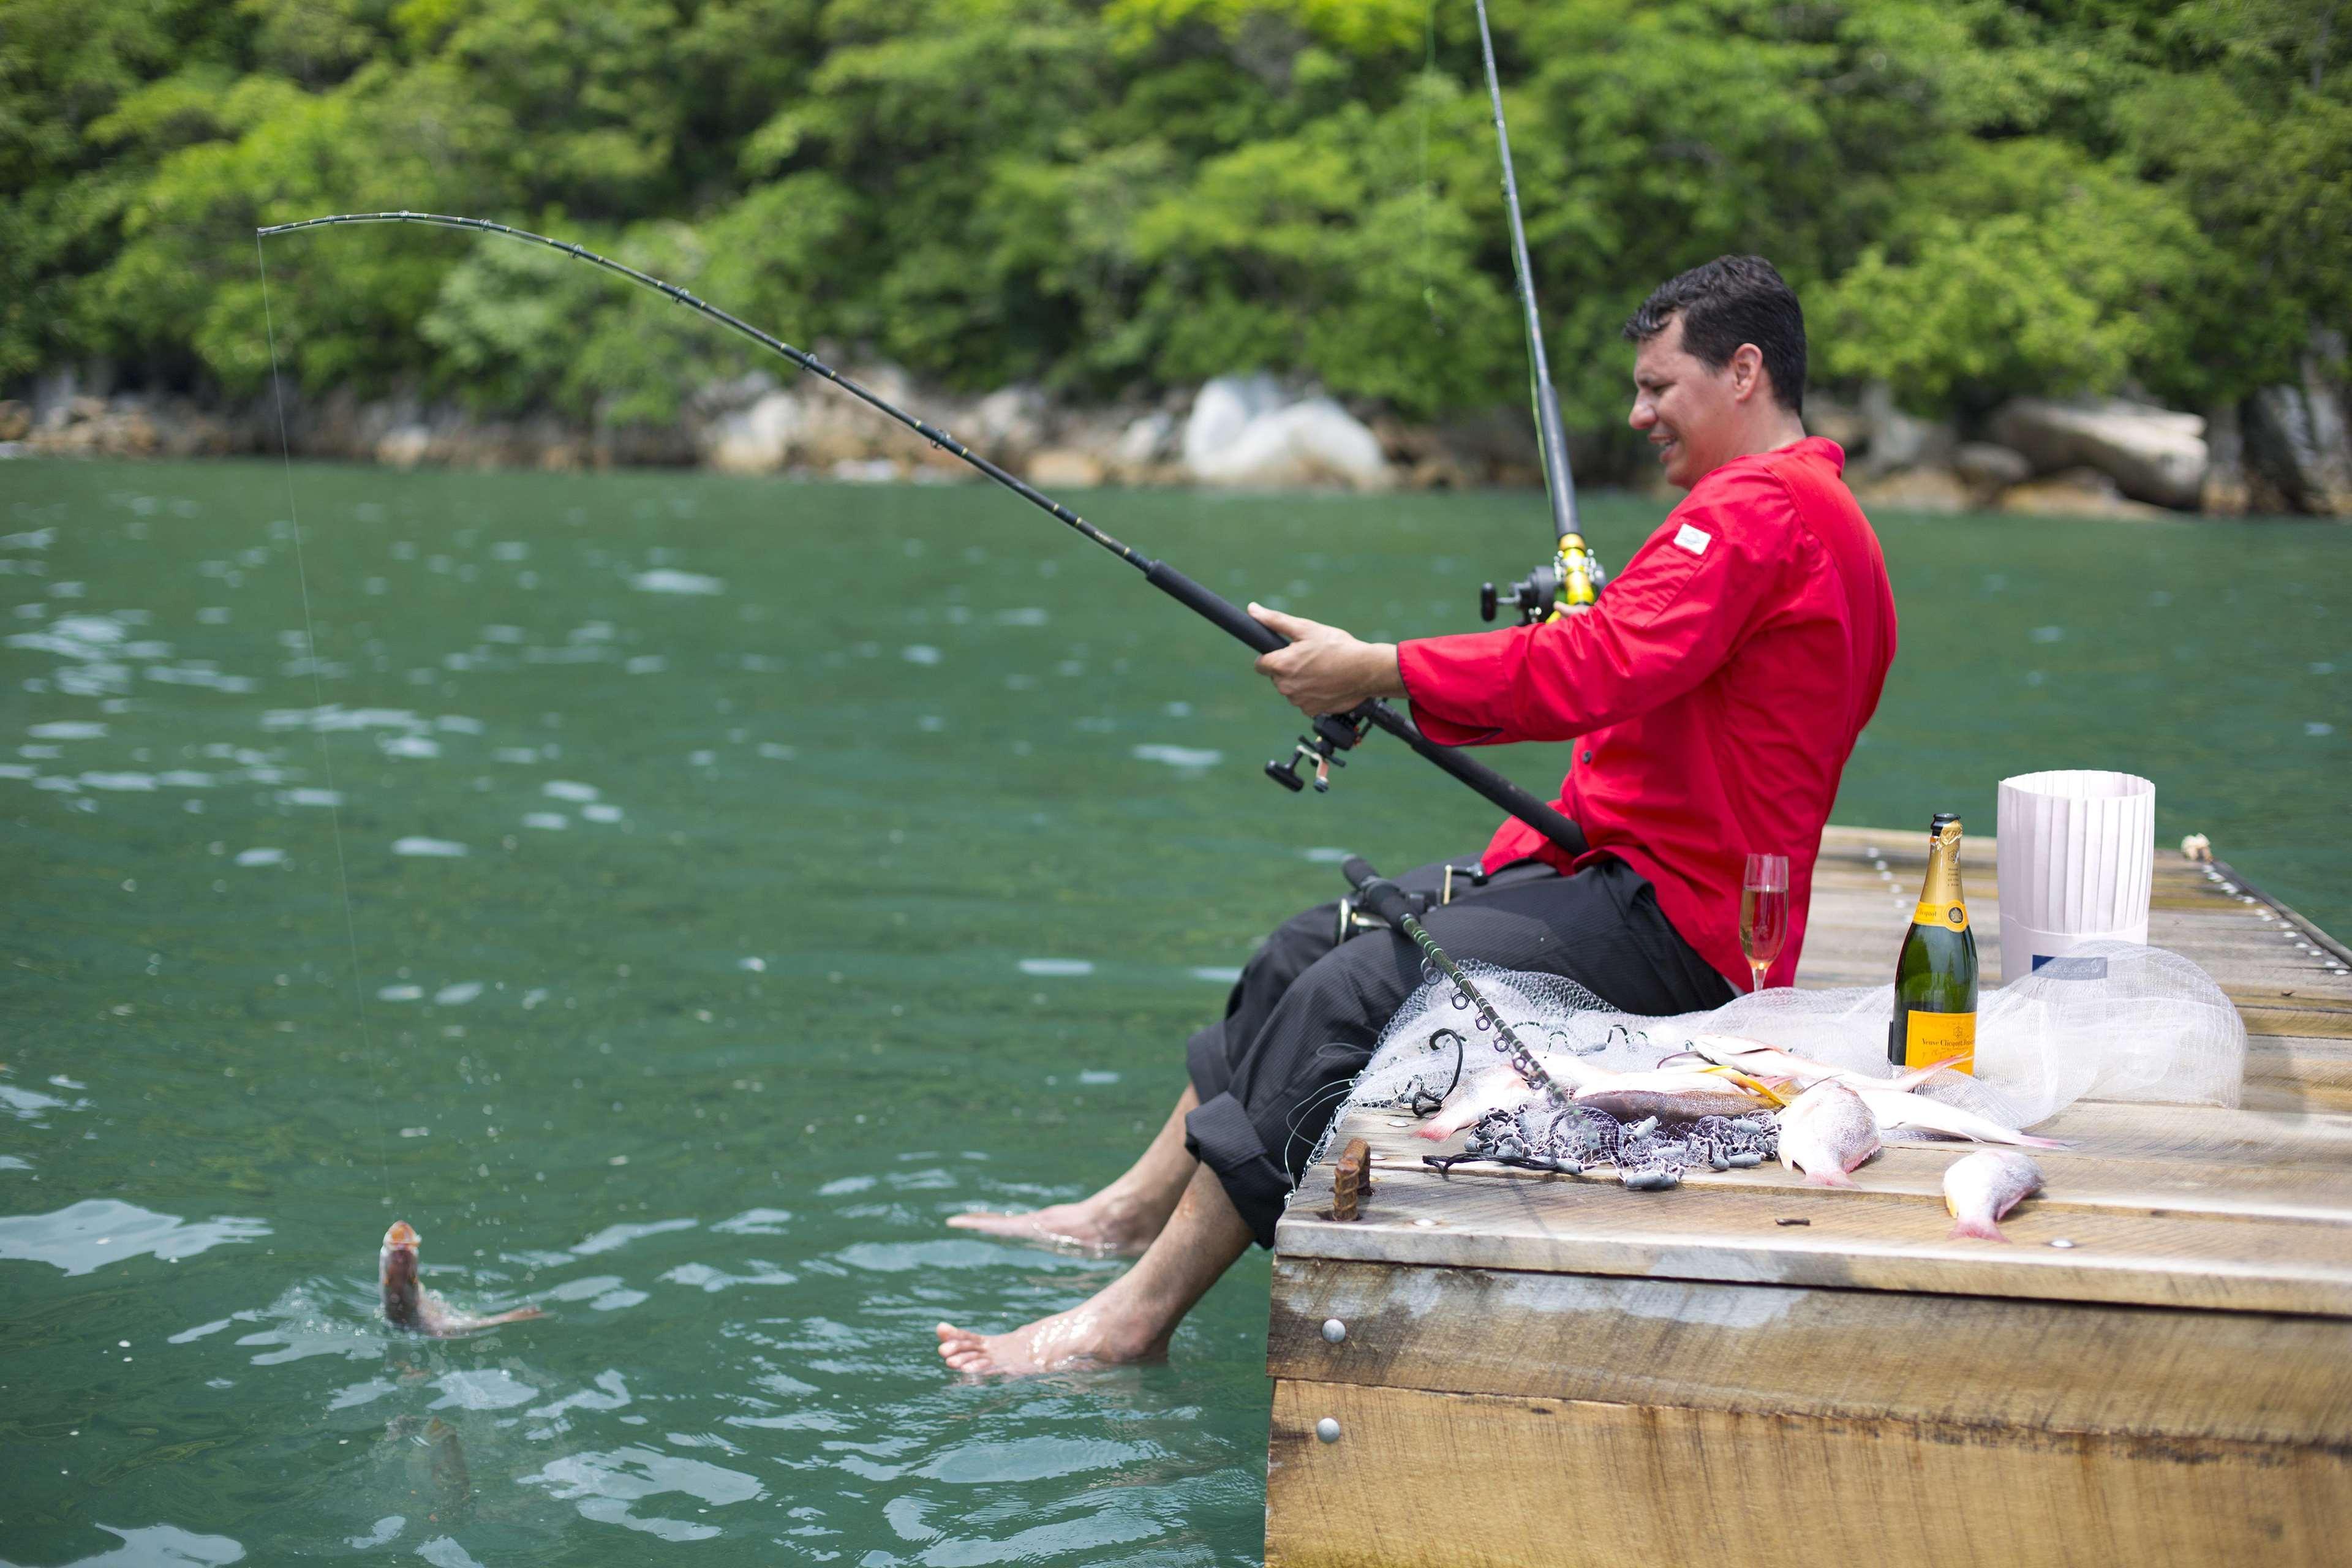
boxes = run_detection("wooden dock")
[1267,825,2352,1568]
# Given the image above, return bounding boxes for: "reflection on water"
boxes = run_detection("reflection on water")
[2,459,2345,1566]
[0,1201,270,1276]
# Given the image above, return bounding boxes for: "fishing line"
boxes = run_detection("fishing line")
[256,213,1588,857]
[256,235,395,1204]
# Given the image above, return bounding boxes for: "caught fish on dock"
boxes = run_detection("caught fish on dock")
[1678,1032,1967,1091]
[1416,1063,1776,1140]
[1851,1087,2067,1150]
[1943,1150,2045,1242]
[380,1221,545,1336]
[1776,1080,1880,1188]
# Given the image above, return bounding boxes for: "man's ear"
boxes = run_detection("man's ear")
[1727,343,1766,404]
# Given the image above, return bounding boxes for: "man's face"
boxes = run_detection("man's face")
[1627,314,1738,489]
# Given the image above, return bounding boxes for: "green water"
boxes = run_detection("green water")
[2,457,2346,1566]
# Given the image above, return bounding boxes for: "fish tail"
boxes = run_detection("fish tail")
[1948,1216,2009,1242]
[1891,1054,1972,1090]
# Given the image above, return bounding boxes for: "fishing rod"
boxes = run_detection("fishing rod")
[255,212,1588,859]
[1341,856,1567,1107]
[1467,0,1606,628]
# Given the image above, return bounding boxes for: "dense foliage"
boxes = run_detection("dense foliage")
[4,0,2346,458]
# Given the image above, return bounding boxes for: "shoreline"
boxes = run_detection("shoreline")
[4,370,2346,523]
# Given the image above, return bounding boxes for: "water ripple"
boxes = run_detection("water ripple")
[0,1200,268,1276]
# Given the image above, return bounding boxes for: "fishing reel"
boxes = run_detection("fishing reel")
[1480,532,1607,625]
[1265,710,1372,794]
[1335,861,1488,942]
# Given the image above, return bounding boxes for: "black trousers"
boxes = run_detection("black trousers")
[1183,854,1736,1246]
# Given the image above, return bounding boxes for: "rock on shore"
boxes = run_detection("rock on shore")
[1180,374,1393,490]
[9,352,2348,518]
[1989,398,2209,510]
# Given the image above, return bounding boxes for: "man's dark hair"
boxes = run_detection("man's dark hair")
[1623,256,1806,414]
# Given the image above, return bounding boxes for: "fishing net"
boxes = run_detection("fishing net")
[1333,940,2244,1185]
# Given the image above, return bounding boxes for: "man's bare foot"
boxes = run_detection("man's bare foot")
[935,1305,1167,1378]
[945,1191,1159,1256]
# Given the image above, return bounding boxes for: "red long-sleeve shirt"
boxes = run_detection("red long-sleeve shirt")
[1396,437,1896,991]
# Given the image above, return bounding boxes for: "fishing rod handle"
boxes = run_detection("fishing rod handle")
[1340,857,1420,928]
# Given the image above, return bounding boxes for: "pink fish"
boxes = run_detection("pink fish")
[1776,1080,1880,1188]
[1851,1088,2068,1150]
[1415,1065,1773,1140]
[1943,1150,2044,1242]
[380,1221,545,1336]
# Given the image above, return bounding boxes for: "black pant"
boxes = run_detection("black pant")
[1183,853,1735,1246]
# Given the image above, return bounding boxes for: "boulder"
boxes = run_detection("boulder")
[1803,394,1869,455]
[1025,448,1106,488]
[1180,373,1288,473]
[701,391,805,475]
[1989,398,2207,510]
[1113,410,1176,469]
[1998,467,2166,520]
[1855,382,1956,474]
[376,424,433,469]
[0,401,28,442]
[1953,442,2032,494]
[1182,374,1393,490]
[1854,467,1975,514]
[967,385,1050,461]
[2198,402,2250,516]
[2242,330,2352,517]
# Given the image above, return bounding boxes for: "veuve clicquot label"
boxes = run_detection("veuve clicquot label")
[1890,813,1978,1072]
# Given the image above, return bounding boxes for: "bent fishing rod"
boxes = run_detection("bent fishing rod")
[1468,0,1605,627]
[256,211,1587,859]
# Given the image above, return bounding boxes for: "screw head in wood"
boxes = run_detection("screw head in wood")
[2048,1237,2077,1249]
[1316,1417,1341,1444]
[1321,1318,1346,1344]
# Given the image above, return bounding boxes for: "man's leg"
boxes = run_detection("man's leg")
[946,1085,1200,1255]
[939,873,1373,1254]
[935,1160,1253,1376]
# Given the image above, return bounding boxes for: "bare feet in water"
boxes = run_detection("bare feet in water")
[944,1191,1163,1256]
[935,1304,1168,1377]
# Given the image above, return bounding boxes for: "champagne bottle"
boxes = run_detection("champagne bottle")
[1889,813,1978,1072]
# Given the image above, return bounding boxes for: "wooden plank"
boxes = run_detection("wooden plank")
[1344,1131,2352,1224]
[1265,1381,2352,1568]
[1267,1257,2352,1446]
[1337,1094,2352,1212]
[1276,1156,2352,1316]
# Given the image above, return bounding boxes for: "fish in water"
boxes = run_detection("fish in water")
[1851,1087,2068,1150]
[1943,1150,2044,1242]
[380,1221,545,1335]
[1776,1080,1880,1188]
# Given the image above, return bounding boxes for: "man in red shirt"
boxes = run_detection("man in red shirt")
[938,255,1896,1377]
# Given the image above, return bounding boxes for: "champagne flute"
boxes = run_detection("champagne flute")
[1741,854,1790,994]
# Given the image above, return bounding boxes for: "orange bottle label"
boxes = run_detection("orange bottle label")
[1904,1011,1976,1072]
[1911,900,1969,933]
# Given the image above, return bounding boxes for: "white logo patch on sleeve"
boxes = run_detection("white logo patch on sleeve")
[1673,522,1713,557]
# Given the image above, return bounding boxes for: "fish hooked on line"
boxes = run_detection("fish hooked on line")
[380,1221,545,1336]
